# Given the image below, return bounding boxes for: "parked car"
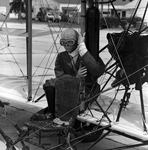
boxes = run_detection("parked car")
[46,12,54,22]
[46,12,61,22]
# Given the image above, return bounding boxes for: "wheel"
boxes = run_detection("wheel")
[73,119,103,143]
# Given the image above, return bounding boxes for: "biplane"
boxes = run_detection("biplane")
[0,0,148,150]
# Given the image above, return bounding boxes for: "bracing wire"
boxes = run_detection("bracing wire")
[99,0,148,115]
[103,0,143,89]
[17,0,118,145]
[0,0,91,148]
[2,0,148,149]
[33,7,81,84]
[0,35,27,96]
[17,0,126,144]
[101,0,148,132]
[0,0,82,102]
[32,0,82,100]
[6,0,145,136]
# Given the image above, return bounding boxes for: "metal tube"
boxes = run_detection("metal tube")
[26,0,32,101]
[81,0,86,33]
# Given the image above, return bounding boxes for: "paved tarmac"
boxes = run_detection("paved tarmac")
[0,19,148,150]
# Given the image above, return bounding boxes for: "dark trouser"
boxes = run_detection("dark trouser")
[43,85,55,117]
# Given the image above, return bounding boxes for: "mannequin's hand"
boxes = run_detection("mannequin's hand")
[78,32,85,45]
[77,66,87,78]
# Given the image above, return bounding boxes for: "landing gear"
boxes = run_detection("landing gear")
[73,119,104,143]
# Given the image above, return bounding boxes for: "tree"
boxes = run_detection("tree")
[10,0,26,19]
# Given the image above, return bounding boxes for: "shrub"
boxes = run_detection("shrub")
[126,17,142,27]
[100,17,120,28]
[100,16,142,28]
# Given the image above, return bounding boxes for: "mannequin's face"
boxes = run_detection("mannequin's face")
[60,39,78,53]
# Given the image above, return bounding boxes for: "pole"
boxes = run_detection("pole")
[79,0,86,112]
[101,0,103,17]
[26,0,32,101]
[81,0,86,33]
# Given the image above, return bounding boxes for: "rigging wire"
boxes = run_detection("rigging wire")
[7,0,145,136]
[20,0,148,146]
[0,35,27,96]
[0,0,87,148]
[102,0,148,132]
[16,0,121,146]
[1,0,148,149]
[1,0,85,146]
[104,0,143,89]
[0,2,14,29]
[98,0,148,120]
[32,0,81,100]
[3,0,82,101]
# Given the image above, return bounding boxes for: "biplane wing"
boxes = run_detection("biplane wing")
[1,0,148,150]
[77,91,148,141]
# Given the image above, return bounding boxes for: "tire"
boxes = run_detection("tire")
[73,119,103,143]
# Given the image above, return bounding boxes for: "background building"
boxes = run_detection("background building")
[122,0,148,23]
[0,0,9,20]
[3,0,148,25]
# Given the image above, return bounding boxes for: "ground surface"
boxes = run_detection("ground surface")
[0,19,148,150]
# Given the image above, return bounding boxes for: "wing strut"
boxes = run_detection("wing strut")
[26,0,32,101]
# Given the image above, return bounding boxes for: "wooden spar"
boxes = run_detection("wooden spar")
[26,0,32,101]
[81,0,86,33]
[79,0,86,112]
[95,0,100,56]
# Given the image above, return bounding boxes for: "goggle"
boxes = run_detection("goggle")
[60,39,76,46]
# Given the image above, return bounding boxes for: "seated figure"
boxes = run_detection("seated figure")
[32,28,105,121]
